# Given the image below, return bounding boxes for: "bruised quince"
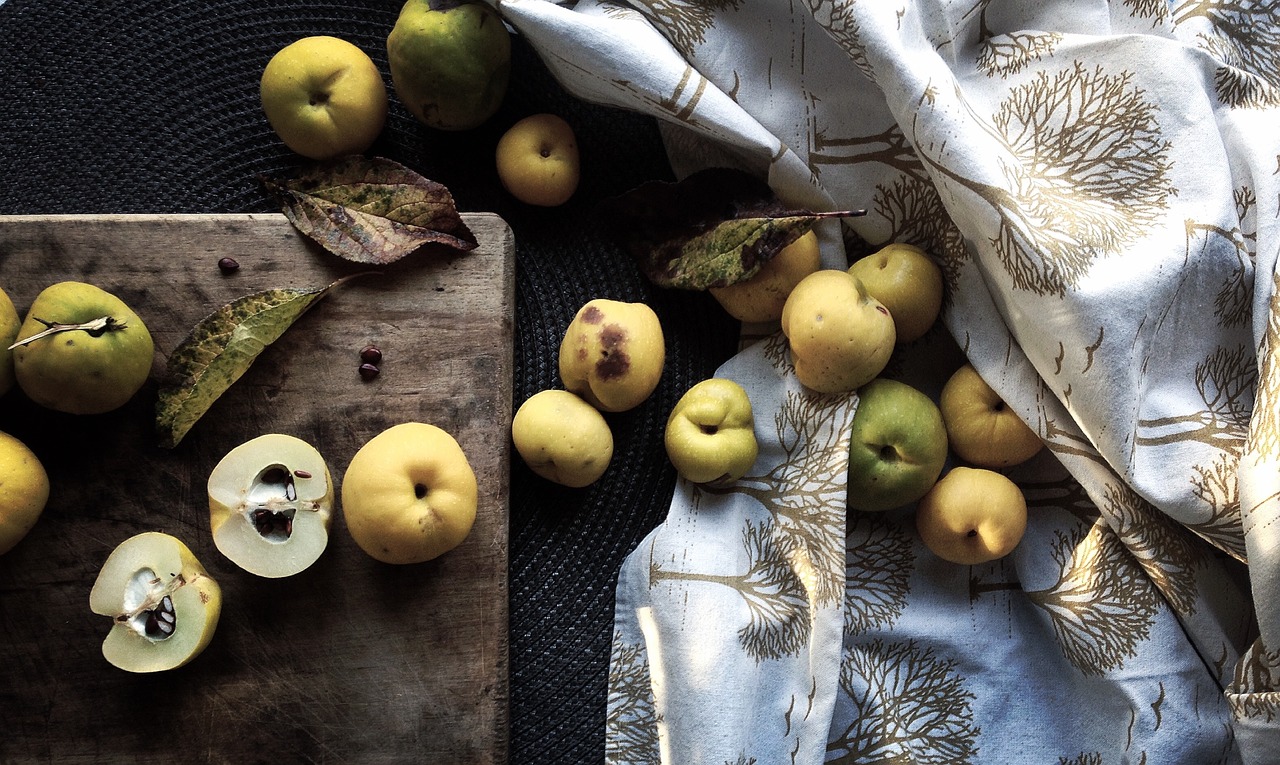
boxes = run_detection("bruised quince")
[558,298,665,413]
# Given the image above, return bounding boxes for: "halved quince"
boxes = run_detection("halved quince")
[207,433,334,578]
[89,531,222,673]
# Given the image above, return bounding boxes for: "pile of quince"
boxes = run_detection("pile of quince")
[512,235,1046,568]
[0,280,152,554]
[260,1,580,207]
[0,275,481,674]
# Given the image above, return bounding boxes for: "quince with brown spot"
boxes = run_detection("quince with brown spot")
[558,298,665,413]
[780,270,895,394]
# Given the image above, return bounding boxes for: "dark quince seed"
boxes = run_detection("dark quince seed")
[143,610,174,639]
[359,345,383,365]
[252,508,273,533]
[359,363,380,381]
[293,469,312,479]
[261,467,287,484]
[217,257,240,274]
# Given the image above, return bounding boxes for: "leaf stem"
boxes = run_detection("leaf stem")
[7,315,124,350]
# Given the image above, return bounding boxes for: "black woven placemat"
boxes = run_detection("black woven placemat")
[0,1,739,762]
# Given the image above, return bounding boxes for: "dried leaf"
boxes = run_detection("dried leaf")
[260,156,478,265]
[600,167,864,290]
[647,214,826,290]
[155,279,349,448]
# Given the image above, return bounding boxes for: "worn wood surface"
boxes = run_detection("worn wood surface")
[0,213,513,764]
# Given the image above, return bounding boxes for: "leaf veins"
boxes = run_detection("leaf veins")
[260,155,478,265]
[155,279,349,448]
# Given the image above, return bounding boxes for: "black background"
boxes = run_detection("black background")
[0,1,739,762]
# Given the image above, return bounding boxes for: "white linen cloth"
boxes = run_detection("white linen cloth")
[494,1,1280,762]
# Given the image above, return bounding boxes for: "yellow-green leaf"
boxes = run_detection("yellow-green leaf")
[601,167,864,290]
[155,282,339,448]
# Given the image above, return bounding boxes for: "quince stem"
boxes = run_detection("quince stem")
[7,315,125,350]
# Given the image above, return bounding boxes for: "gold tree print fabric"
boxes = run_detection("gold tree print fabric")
[495,0,1280,761]
[608,339,853,764]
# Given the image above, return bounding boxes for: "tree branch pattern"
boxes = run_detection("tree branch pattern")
[1188,451,1248,561]
[1025,520,1162,675]
[972,0,1064,78]
[1135,344,1255,453]
[1098,480,1209,616]
[650,519,814,662]
[1173,0,1280,107]
[917,61,1175,296]
[625,0,744,56]
[1184,198,1256,331]
[803,0,877,82]
[1246,270,1280,459]
[1230,641,1280,722]
[607,633,662,765]
[844,513,914,636]
[826,639,980,763]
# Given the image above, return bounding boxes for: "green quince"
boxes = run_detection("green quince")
[13,281,155,415]
[387,0,512,131]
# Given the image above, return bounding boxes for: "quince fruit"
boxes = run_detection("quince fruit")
[780,270,894,394]
[559,298,665,413]
[0,286,19,397]
[259,36,388,160]
[709,230,822,324]
[0,430,50,556]
[12,281,154,415]
[387,0,512,131]
[342,422,478,564]
[512,389,613,488]
[664,378,758,486]
[89,532,222,673]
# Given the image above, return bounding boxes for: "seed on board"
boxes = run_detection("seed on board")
[359,345,383,365]
[359,362,380,381]
[217,257,240,274]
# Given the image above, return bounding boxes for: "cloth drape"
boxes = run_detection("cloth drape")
[495,1,1280,762]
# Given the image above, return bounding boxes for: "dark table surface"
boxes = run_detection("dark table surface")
[0,1,740,762]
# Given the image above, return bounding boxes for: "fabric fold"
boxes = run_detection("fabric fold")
[494,0,1280,761]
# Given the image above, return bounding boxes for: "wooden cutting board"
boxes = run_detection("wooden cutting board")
[0,213,512,764]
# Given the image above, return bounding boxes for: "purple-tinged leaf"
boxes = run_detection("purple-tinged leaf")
[261,156,478,265]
